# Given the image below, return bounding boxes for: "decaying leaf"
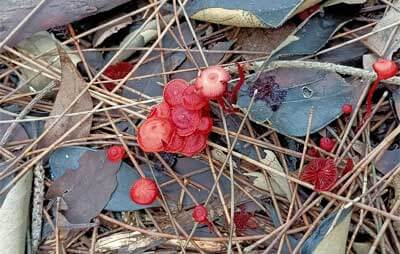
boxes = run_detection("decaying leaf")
[391,172,400,237]
[237,67,366,136]
[301,207,353,254]
[352,242,372,254]
[0,0,130,46]
[16,31,80,93]
[245,150,292,200]
[92,16,133,47]
[267,7,351,62]
[49,146,231,211]
[376,149,400,175]
[366,0,400,58]
[0,112,30,205]
[0,169,32,254]
[46,150,120,224]
[186,0,324,28]
[231,24,296,61]
[38,47,93,148]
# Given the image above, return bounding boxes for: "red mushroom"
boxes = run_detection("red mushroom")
[341,103,353,115]
[319,137,335,153]
[365,59,398,120]
[130,178,159,205]
[300,158,338,192]
[103,62,134,91]
[106,145,126,162]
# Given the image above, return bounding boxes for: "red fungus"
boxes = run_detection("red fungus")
[180,132,208,157]
[192,204,208,223]
[365,59,398,120]
[137,117,174,152]
[234,209,257,235]
[171,105,201,135]
[130,178,159,205]
[307,147,320,158]
[197,116,213,134]
[103,62,134,91]
[342,103,353,115]
[319,137,335,152]
[300,158,338,191]
[164,79,189,106]
[149,102,170,119]
[195,66,230,99]
[182,86,209,111]
[343,158,354,175]
[106,145,126,162]
[229,63,245,104]
[192,205,213,230]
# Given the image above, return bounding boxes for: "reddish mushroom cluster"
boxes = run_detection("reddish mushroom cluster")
[137,65,235,156]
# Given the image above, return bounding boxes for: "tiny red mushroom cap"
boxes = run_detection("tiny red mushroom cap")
[342,104,353,115]
[130,178,159,205]
[192,205,208,223]
[372,59,398,80]
[106,145,125,162]
[319,137,335,152]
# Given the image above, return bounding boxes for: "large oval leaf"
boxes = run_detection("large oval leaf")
[237,67,365,136]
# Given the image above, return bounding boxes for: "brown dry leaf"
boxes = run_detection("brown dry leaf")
[39,47,93,148]
[230,24,296,60]
[366,0,400,58]
[46,150,120,224]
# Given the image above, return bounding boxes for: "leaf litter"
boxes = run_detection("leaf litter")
[1,1,400,253]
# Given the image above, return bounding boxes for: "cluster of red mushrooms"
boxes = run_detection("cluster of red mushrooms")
[103,58,398,227]
[137,65,234,156]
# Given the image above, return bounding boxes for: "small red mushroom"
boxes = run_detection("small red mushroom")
[319,137,335,152]
[130,178,159,205]
[106,145,126,162]
[192,204,209,223]
[192,204,213,231]
[103,62,134,91]
[364,59,398,120]
[342,103,353,115]
[300,158,338,192]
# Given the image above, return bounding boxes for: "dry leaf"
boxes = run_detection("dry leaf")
[16,31,81,93]
[93,17,133,47]
[245,150,292,200]
[302,208,353,254]
[232,24,296,61]
[366,0,400,58]
[39,47,93,148]
[0,170,32,254]
[46,150,119,224]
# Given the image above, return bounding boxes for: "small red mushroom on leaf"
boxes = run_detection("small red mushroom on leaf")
[130,178,159,205]
[106,145,126,162]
